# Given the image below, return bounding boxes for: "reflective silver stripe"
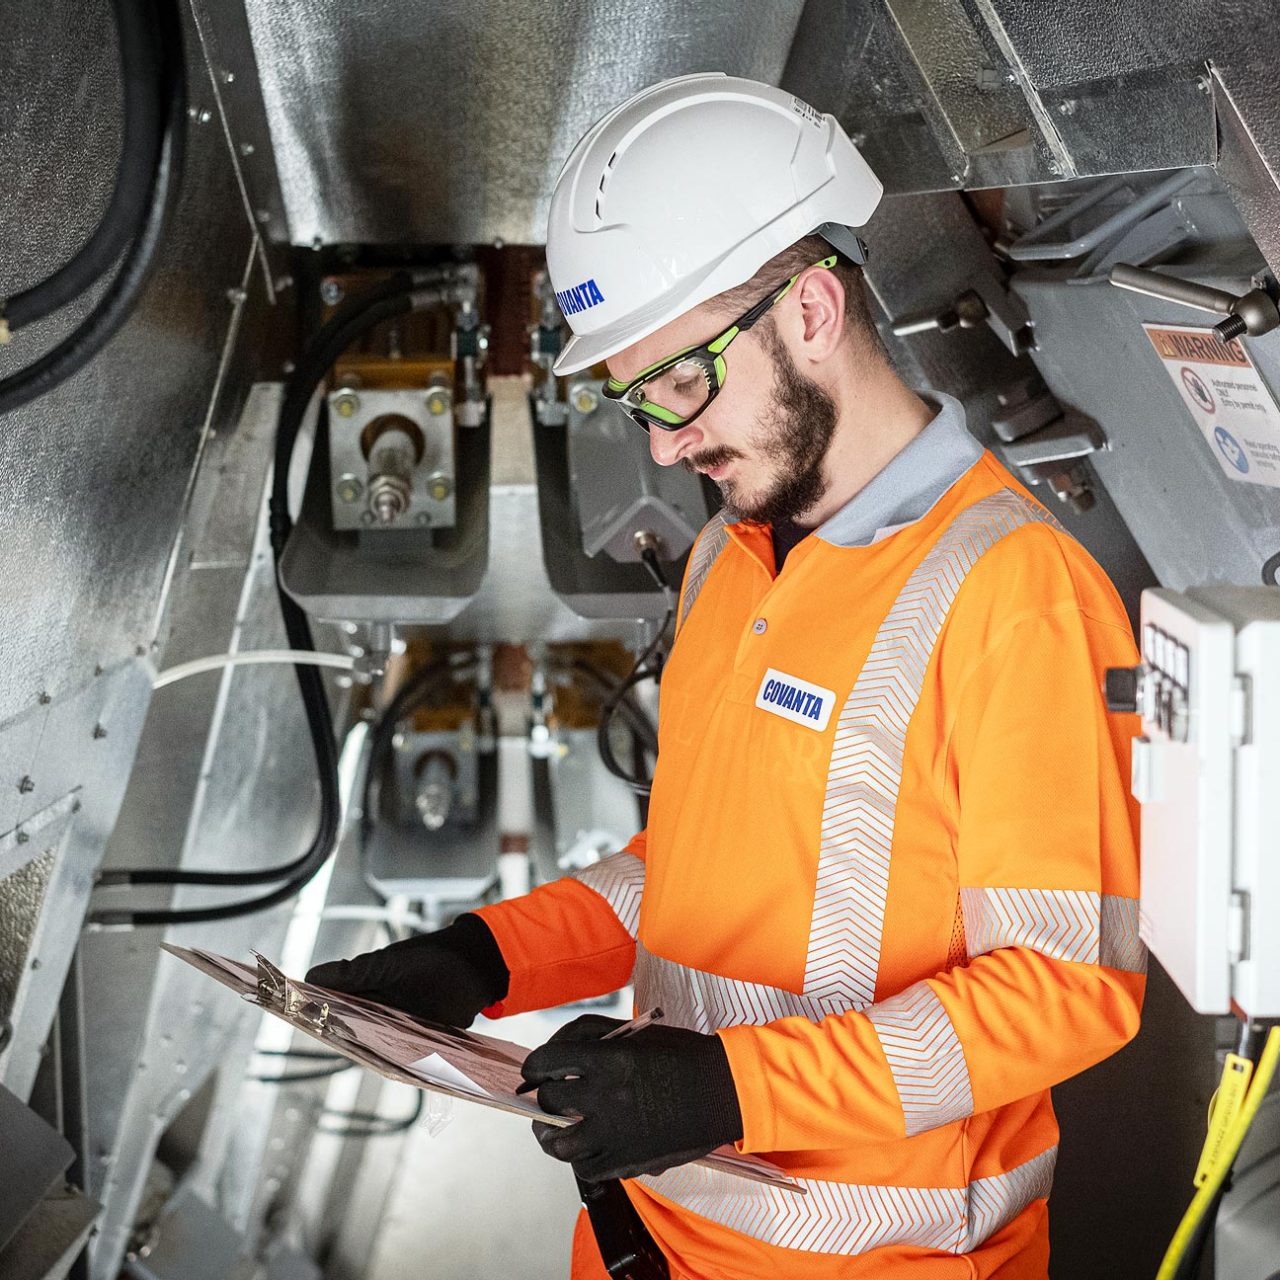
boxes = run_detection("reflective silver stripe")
[962,888,1148,973]
[1100,894,1148,973]
[678,512,730,633]
[635,944,855,1035]
[962,887,1100,964]
[961,1146,1057,1251]
[572,852,645,937]
[635,1145,1057,1257]
[866,983,973,1136]
[806,491,1058,1003]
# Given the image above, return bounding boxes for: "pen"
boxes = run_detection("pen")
[516,1007,665,1095]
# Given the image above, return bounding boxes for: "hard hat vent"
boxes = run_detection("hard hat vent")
[595,152,619,223]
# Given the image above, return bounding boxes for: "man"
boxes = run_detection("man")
[309,74,1145,1278]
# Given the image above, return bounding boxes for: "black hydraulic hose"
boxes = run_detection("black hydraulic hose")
[95,578,340,894]
[270,268,457,526]
[563,659,659,754]
[594,608,672,797]
[0,0,184,416]
[321,1089,424,1137]
[252,1061,355,1085]
[359,658,474,846]
[90,276,465,922]
[2,0,163,335]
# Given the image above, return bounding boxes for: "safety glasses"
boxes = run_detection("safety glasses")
[601,256,838,433]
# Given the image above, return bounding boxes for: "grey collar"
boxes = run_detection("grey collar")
[815,391,982,549]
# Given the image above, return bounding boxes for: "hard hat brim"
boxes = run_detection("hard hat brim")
[552,329,624,377]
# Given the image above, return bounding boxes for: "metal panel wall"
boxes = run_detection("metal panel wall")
[0,2,292,1274]
[241,0,806,246]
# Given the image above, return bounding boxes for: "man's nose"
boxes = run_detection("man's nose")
[648,421,700,467]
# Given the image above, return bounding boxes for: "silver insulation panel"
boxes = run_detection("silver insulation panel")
[242,0,806,245]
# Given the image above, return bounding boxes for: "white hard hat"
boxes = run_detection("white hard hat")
[546,72,883,376]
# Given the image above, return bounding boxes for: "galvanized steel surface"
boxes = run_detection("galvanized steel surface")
[83,386,328,1279]
[0,1,261,721]
[1016,261,1280,589]
[242,0,806,245]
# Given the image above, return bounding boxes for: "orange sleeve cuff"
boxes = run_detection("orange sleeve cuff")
[473,877,638,1017]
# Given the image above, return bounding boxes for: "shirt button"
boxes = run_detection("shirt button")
[752,618,767,634]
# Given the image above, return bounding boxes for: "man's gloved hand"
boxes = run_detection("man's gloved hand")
[305,913,508,1028]
[522,1014,744,1182]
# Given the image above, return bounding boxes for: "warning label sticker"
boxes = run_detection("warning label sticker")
[1143,323,1280,488]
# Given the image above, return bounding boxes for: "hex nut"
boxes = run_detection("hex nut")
[336,474,363,504]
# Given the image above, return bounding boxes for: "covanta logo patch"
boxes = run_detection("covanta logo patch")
[755,668,835,732]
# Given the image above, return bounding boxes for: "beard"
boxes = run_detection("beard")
[683,325,838,525]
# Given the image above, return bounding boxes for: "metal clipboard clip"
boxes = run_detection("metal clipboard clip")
[251,951,354,1042]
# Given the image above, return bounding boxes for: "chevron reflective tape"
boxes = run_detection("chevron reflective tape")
[573,852,645,937]
[866,983,974,1136]
[635,1145,1057,1257]
[1100,893,1148,973]
[961,888,1147,974]
[677,511,730,633]
[805,491,1059,1004]
[635,944,858,1035]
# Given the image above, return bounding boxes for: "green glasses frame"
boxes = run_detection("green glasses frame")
[601,256,838,433]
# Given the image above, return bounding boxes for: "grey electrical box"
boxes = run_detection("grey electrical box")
[566,382,703,564]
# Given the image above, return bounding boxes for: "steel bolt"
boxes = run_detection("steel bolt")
[426,472,453,501]
[333,391,360,418]
[368,473,412,524]
[335,474,363,504]
[221,69,235,84]
[320,279,345,306]
[425,388,451,416]
[571,384,599,414]
[239,141,255,157]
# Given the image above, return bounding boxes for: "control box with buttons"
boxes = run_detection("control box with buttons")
[1110,586,1280,1017]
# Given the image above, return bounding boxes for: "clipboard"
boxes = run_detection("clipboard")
[163,944,803,1194]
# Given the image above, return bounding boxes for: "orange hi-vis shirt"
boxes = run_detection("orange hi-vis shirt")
[476,393,1146,1279]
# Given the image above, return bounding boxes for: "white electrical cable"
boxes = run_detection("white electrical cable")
[154,649,358,689]
[312,904,430,932]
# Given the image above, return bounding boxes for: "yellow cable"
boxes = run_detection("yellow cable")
[1155,1025,1280,1280]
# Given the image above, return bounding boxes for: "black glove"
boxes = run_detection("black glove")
[522,1014,744,1182]
[305,914,508,1028]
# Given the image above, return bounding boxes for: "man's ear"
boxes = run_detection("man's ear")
[790,266,847,364]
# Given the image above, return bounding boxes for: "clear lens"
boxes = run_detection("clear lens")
[632,356,712,422]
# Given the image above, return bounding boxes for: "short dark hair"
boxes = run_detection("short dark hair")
[709,233,886,358]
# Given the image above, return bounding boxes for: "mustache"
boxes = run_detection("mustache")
[681,445,745,474]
